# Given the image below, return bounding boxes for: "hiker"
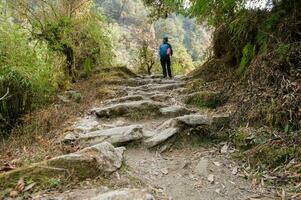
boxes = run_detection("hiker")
[159,37,173,79]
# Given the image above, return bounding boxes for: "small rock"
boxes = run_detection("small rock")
[213,161,222,167]
[161,168,169,175]
[208,174,215,184]
[221,144,229,154]
[232,166,239,175]
[196,158,209,177]
[215,188,221,194]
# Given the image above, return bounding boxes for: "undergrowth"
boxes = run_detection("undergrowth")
[0,68,135,169]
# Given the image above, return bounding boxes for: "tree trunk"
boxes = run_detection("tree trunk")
[63,46,74,80]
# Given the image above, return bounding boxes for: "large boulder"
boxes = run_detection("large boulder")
[46,142,125,178]
[91,189,155,200]
[65,125,144,147]
[0,143,125,189]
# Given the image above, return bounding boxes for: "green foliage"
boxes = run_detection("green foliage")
[0,0,115,134]
[136,41,156,75]
[98,0,209,72]
[0,16,62,133]
[238,42,255,74]
[13,0,113,78]
[276,43,290,58]
[251,144,299,168]
[171,44,195,75]
[264,12,281,30]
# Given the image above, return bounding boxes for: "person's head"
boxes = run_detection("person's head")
[163,37,168,43]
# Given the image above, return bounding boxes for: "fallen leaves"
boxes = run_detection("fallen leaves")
[0,163,15,172]
[9,190,19,198]
[9,178,36,198]
[16,178,25,192]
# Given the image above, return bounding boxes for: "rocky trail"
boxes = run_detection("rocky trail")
[1,76,274,200]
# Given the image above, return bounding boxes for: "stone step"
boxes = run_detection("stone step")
[159,105,195,117]
[105,95,145,104]
[144,127,179,148]
[130,91,162,97]
[144,114,230,148]
[92,100,166,118]
[126,82,185,92]
[149,94,172,102]
[176,114,212,126]
[176,113,230,128]
[91,189,154,200]
[71,116,100,134]
[63,125,144,147]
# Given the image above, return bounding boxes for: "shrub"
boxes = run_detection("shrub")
[0,17,62,134]
[238,42,255,74]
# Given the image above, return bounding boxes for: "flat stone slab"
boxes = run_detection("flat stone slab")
[150,94,172,102]
[160,106,194,117]
[74,125,143,147]
[91,189,155,200]
[129,91,161,97]
[176,114,212,126]
[93,100,165,118]
[72,116,100,133]
[144,128,178,148]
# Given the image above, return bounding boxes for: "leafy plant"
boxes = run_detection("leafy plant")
[238,42,255,74]
[276,43,290,59]
[0,13,61,134]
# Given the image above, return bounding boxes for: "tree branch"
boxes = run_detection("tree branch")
[0,88,10,101]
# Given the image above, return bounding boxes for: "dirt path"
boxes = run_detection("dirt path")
[5,75,274,200]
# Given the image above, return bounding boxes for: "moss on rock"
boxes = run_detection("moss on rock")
[185,91,227,109]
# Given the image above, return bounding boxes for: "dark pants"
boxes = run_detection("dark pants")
[160,57,172,78]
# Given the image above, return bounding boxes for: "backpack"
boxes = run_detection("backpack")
[160,43,171,58]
